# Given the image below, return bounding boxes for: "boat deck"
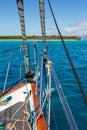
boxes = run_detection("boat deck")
[0,82,47,130]
[0,102,30,129]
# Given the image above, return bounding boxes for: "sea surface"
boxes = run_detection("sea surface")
[0,40,87,130]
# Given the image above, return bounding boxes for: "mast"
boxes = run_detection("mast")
[39,0,47,56]
[16,0,34,80]
[39,1,51,129]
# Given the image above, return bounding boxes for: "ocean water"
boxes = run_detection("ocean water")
[0,40,87,130]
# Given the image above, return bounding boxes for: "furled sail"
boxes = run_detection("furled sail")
[39,0,47,55]
[16,0,30,72]
[16,0,34,80]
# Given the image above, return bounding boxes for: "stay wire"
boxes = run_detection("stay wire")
[48,0,87,104]
[3,53,12,93]
[51,105,59,130]
[0,47,20,54]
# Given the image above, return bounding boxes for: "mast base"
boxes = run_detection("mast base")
[25,71,34,82]
[43,55,47,62]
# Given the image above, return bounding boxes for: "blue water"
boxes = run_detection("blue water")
[0,40,87,130]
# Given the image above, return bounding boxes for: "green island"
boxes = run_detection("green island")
[0,35,81,40]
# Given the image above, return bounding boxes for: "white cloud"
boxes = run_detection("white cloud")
[63,21,87,36]
[46,21,87,38]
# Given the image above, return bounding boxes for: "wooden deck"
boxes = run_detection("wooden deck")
[31,82,47,130]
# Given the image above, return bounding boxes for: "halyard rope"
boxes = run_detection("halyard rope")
[47,0,87,104]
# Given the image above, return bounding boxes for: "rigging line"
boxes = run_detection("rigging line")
[3,53,12,93]
[40,58,43,109]
[34,42,38,73]
[33,42,40,95]
[46,61,52,130]
[40,57,47,107]
[47,0,87,104]
[16,0,30,72]
[51,105,59,130]
[0,47,20,54]
[37,49,40,72]
[11,100,32,130]
[36,89,48,120]
[11,102,25,120]
[7,76,25,86]
[48,73,51,130]
[20,46,23,83]
[51,66,78,130]
[0,77,25,98]
[39,0,47,55]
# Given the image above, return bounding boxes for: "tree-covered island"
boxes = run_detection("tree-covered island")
[0,35,81,40]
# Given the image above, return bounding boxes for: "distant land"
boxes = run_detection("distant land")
[0,35,81,40]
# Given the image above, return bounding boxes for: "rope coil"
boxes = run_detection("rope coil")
[9,91,32,130]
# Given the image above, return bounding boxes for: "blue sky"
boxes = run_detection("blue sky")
[0,0,87,37]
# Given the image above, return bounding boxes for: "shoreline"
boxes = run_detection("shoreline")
[0,39,80,41]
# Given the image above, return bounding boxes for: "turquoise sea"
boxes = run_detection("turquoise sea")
[0,40,87,130]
